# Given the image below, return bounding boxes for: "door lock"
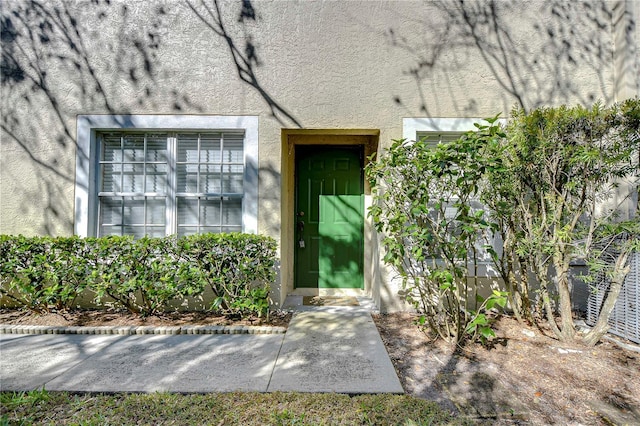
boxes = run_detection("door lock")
[297,213,305,249]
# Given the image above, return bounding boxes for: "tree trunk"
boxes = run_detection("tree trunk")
[557,280,576,341]
[518,260,534,323]
[534,260,562,339]
[505,269,523,322]
[554,253,576,342]
[582,251,631,347]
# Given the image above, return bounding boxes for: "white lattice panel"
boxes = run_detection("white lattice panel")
[586,251,640,344]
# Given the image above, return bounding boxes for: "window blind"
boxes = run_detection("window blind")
[97,131,244,238]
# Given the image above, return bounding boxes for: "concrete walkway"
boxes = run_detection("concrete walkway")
[0,300,403,394]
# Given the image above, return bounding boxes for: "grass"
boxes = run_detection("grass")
[0,389,465,425]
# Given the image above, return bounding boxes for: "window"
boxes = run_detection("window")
[75,116,258,238]
[415,131,464,147]
[403,117,481,143]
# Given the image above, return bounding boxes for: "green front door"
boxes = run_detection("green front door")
[295,146,364,289]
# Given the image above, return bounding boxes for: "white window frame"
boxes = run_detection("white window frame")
[403,117,484,141]
[75,115,259,237]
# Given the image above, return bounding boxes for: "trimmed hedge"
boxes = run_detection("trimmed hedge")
[0,233,277,318]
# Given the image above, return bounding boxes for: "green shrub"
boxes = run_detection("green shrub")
[367,98,639,346]
[0,233,277,318]
[497,100,640,345]
[42,236,95,310]
[89,236,207,316]
[0,235,51,312]
[0,236,95,312]
[178,233,277,318]
[366,117,508,344]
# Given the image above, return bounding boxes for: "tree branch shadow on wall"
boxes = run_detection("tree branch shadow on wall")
[1,0,198,234]
[2,0,299,234]
[186,0,302,128]
[387,0,631,118]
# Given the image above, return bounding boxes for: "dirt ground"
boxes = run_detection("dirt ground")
[2,309,639,425]
[373,313,640,426]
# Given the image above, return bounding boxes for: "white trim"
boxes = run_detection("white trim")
[402,117,485,141]
[75,115,259,237]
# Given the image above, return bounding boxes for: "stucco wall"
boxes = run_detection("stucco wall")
[613,0,640,100]
[1,0,635,310]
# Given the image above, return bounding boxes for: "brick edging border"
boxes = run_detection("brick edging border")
[0,324,286,336]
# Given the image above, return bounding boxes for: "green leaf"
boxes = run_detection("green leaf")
[479,326,496,339]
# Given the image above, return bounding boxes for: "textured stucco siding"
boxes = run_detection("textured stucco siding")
[1,0,635,311]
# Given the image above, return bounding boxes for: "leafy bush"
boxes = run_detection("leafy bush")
[178,233,277,318]
[89,236,207,316]
[495,100,640,345]
[0,235,52,312]
[366,117,508,344]
[43,236,95,310]
[0,233,277,318]
[367,98,639,346]
[0,236,93,312]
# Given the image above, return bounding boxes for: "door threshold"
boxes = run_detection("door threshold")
[282,294,378,312]
[290,288,367,297]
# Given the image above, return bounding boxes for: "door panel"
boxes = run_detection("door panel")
[319,195,364,288]
[295,146,364,289]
